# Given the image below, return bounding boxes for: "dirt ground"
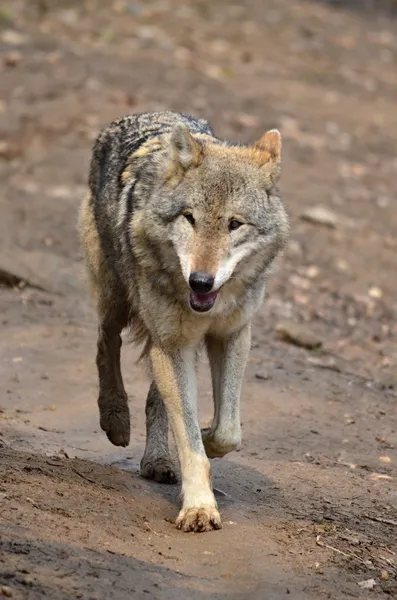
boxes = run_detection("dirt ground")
[1,1,397,598]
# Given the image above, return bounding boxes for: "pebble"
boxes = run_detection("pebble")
[255,371,271,381]
[368,286,383,299]
[378,368,397,389]
[289,274,310,290]
[3,50,23,67]
[1,29,29,45]
[300,206,339,228]
[379,456,391,463]
[357,578,376,590]
[275,321,322,350]
[1,586,13,597]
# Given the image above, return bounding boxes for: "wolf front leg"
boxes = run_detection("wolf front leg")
[96,319,130,447]
[149,345,221,532]
[203,323,251,458]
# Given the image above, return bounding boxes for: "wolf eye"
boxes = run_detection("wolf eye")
[184,212,195,226]
[229,219,243,232]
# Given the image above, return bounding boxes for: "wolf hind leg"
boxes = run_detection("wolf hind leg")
[140,382,178,484]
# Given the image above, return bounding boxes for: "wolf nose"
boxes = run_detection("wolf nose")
[189,272,215,293]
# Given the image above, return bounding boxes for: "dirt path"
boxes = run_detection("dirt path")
[1,1,397,598]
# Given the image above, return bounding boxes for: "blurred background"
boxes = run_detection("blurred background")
[1,0,397,373]
[0,2,397,598]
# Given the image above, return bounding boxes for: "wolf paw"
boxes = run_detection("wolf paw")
[176,506,222,533]
[140,456,178,484]
[201,427,240,458]
[99,397,130,447]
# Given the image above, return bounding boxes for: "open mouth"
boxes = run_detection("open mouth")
[189,290,219,313]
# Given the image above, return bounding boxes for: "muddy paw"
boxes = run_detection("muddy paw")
[140,456,178,484]
[176,506,222,533]
[99,397,130,447]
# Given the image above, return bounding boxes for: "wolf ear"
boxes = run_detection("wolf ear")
[169,123,202,170]
[253,129,281,185]
[254,129,282,163]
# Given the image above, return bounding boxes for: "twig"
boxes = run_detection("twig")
[308,360,368,381]
[143,521,162,536]
[307,350,371,382]
[72,468,97,485]
[364,514,397,527]
[308,361,342,374]
[316,535,366,564]
[72,467,119,491]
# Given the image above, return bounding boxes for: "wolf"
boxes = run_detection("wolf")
[79,111,289,532]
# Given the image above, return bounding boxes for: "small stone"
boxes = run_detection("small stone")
[289,274,310,290]
[368,286,383,299]
[377,195,390,208]
[58,9,79,25]
[204,64,225,81]
[306,265,319,279]
[286,240,303,256]
[300,206,339,228]
[0,141,11,157]
[380,570,389,581]
[1,29,29,45]
[292,293,309,306]
[379,456,391,463]
[3,50,23,67]
[357,578,376,590]
[378,368,397,389]
[255,371,271,381]
[334,258,350,273]
[1,586,13,597]
[137,25,158,40]
[275,321,322,350]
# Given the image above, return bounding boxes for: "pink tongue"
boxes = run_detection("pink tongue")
[190,290,218,311]
[194,291,217,304]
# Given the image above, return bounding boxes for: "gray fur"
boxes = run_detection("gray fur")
[79,111,289,532]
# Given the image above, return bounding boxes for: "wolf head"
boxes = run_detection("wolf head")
[133,123,289,314]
